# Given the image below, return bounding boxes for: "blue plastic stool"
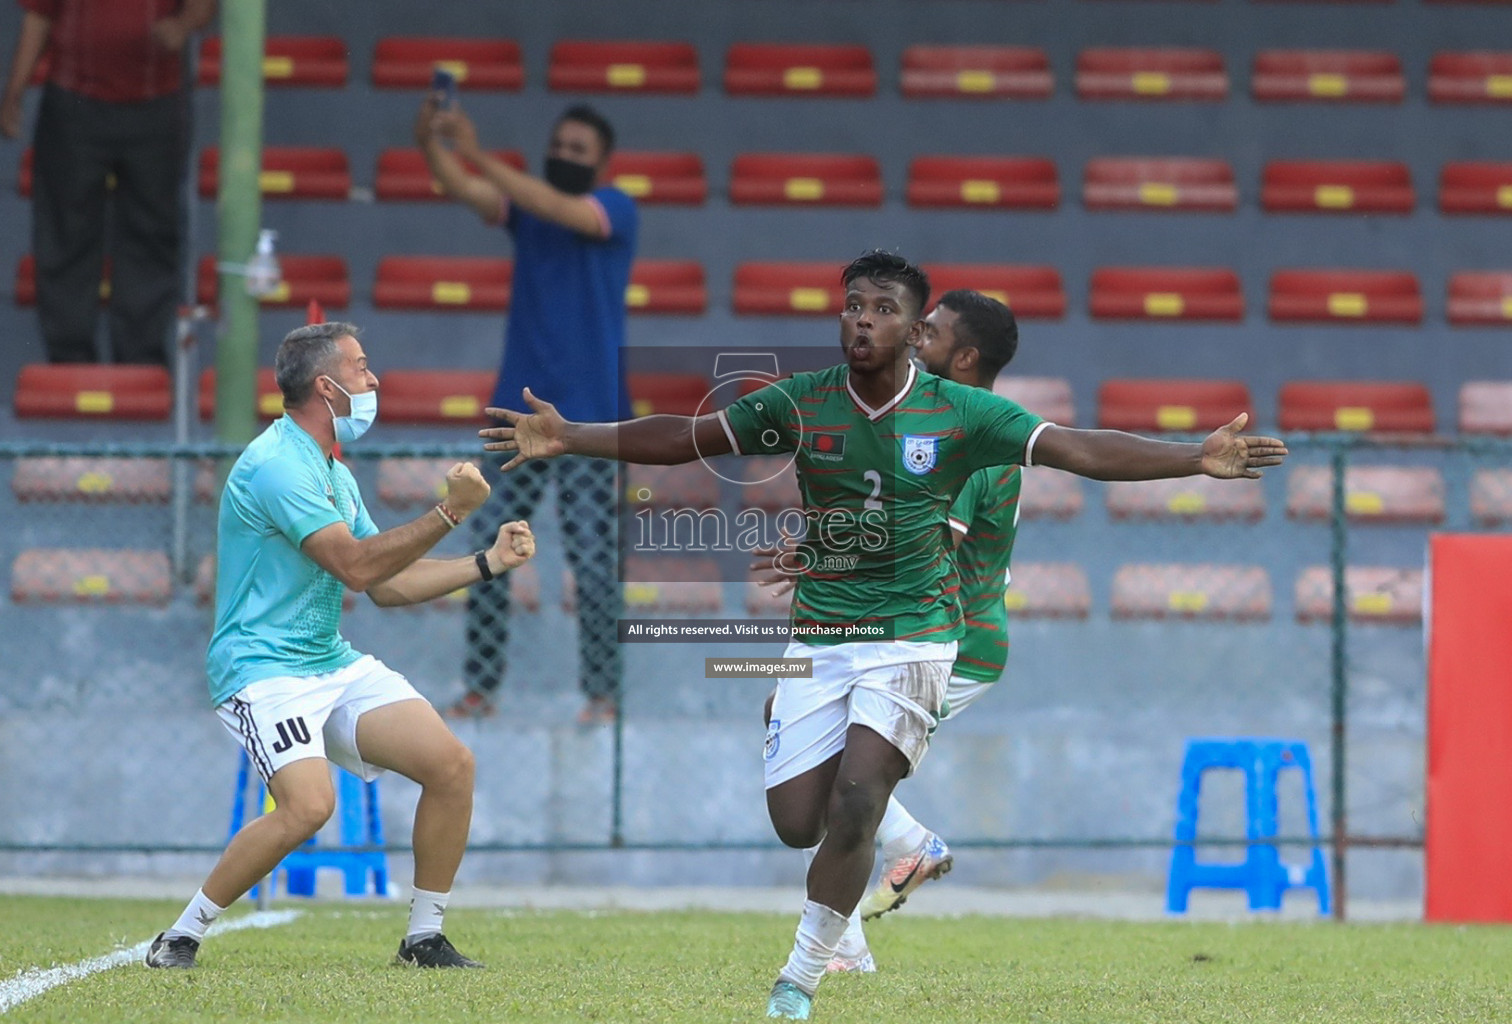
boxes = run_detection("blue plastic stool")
[229,750,390,898]
[1166,737,1329,914]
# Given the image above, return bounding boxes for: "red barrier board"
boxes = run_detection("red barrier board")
[1425,533,1512,923]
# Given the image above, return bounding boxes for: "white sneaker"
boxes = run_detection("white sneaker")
[825,950,877,974]
[858,831,953,921]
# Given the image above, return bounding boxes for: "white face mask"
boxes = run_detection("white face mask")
[321,375,378,443]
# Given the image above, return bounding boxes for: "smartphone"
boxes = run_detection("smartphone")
[431,67,458,110]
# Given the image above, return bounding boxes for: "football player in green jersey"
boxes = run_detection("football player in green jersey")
[480,251,1287,1020]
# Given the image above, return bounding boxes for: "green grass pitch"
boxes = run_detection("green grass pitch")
[3,896,1511,1023]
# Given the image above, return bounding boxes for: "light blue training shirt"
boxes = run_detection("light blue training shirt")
[206,416,378,706]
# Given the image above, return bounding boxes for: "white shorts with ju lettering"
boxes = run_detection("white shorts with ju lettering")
[763,640,956,789]
[216,655,426,783]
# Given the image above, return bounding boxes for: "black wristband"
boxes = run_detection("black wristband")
[474,550,494,582]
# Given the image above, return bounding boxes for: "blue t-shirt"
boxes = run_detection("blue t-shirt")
[205,417,379,706]
[495,185,637,423]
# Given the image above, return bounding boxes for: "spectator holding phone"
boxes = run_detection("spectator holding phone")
[414,94,636,725]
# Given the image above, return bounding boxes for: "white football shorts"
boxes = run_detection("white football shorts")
[217,655,426,783]
[763,640,955,789]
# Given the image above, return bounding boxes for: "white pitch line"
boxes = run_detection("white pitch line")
[0,909,302,1014]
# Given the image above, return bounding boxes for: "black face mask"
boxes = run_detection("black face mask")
[544,157,596,195]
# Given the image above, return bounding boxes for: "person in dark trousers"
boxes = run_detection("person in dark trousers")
[415,95,637,725]
[0,0,214,365]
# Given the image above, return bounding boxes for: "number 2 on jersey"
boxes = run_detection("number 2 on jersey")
[863,469,883,511]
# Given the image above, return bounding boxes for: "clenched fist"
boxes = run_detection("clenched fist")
[443,462,490,518]
[490,520,535,572]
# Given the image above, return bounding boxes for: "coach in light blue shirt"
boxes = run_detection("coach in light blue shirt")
[418,97,635,724]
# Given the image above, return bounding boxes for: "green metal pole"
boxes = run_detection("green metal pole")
[1329,442,1349,921]
[213,0,265,445]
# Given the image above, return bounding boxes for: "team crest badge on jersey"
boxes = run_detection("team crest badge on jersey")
[764,719,781,760]
[902,435,938,475]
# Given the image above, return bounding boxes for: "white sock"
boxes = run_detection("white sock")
[800,843,865,958]
[876,795,929,860]
[778,900,848,995]
[833,907,868,958]
[167,889,226,941]
[406,886,450,942]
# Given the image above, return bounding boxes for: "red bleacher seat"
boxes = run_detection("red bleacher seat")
[1251,50,1404,103]
[1098,379,1253,432]
[11,548,172,605]
[627,261,706,314]
[1262,160,1414,213]
[1090,267,1242,321]
[607,152,706,204]
[627,372,710,417]
[380,370,496,425]
[906,156,1058,209]
[724,43,876,97]
[196,255,349,309]
[1076,48,1228,101]
[1268,270,1421,323]
[1112,564,1272,621]
[626,464,721,508]
[1277,381,1435,433]
[15,364,170,419]
[734,262,841,316]
[926,265,1067,319]
[13,457,171,503]
[198,147,351,200]
[1429,52,1512,104]
[1471,469,1512,525]
[197,368,283,421]
[993,376,1075,424]
[377,457,478,506]
[1083,157,1236,212]
[1460,381,1512,433]
[900,45,1052,99]
[1287,465,1446,523]
[373,148,524,202]
[548,40,699,93]
[15,254,108,306]
[371,38,524,90]
[739,457,801,512]
[1295,567,1424,625]
[18,147,30,197]
[1439,162,1512,214]
[1019,468,1083,520]
[1447,272,1512,325]
[622,556,724,614]
[730,153,883,206]
[1003,563,1092,619]
[198,37,348,87]
[374,256,511,310]
[1107,476,1266,521]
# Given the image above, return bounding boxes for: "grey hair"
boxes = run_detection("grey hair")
[274,321,361,406]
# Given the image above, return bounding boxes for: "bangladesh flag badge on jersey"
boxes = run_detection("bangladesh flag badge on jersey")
[809,432,846,462]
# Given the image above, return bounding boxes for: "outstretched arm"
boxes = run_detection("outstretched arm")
[480,388,733,469]
[1031,413,1287,481]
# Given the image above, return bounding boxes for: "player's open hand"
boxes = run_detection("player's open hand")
[490,520,535,572]
[480,389,569,471]
[443,462,490,517]
[1200,413,1289,479]
[747,527,802,597]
